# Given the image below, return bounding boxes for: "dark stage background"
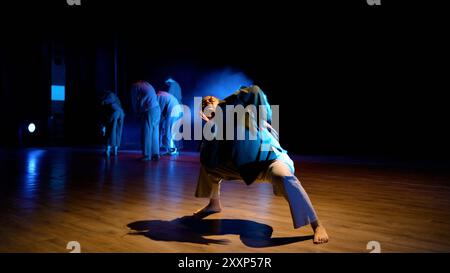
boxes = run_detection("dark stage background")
[0,1,448,159]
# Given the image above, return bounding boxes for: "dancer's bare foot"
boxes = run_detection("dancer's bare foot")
[194,198,222,216]
[311,220,329,244]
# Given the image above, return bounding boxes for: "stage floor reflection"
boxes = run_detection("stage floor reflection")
[1,148,450,252]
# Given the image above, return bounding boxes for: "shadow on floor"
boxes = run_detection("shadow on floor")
[127,213,313,248]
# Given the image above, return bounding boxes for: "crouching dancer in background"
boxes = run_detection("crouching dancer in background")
[130,81,161,161]
[157,91,181,155]
[100,91,125,157]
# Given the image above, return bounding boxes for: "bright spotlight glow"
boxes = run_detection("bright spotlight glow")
[28,123,36,133]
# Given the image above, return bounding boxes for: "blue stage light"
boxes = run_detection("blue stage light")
[191,69,253,108]
[51,85,65,101]
[28,123,36,133]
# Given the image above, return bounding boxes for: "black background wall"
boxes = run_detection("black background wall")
[0,1,448,159]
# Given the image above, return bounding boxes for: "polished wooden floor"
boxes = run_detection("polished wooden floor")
[0,148,450,253]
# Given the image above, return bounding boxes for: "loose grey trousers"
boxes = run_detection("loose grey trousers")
[195,160,318,228]
[160,114,179,151]
[141,106,161,157]
[106,109,124,147]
